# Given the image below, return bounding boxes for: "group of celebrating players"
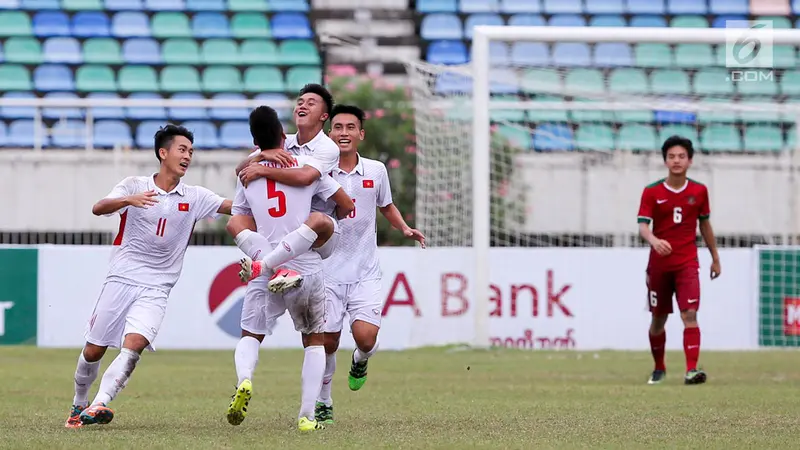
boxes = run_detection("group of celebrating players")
[61,82,721,433]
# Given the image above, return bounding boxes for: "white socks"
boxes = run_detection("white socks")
[73,351,101,407]
[92,348,140,406]
[354,338,379,364]
[235,336,260,385]
[317,352,337,407]
[263,225,318,270]
[299,345,326,421]
[234,229,270,260]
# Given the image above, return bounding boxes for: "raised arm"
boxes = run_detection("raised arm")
[93,177,157,216]
[239,165,321,188]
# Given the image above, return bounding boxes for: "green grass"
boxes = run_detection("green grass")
[2,347,800,449]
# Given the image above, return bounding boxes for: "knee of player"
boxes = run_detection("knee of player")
[306,212,333,236]
[355,333,377,353]
[681,310,698,325]
[324,334,340,354]
[82,343,107,362]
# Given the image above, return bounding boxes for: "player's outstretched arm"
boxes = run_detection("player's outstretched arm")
[699,219,721,279]
[217,199,233,215]
[330,188,355,220]
[92,191,157,216]
[379,203,426,248]
[239,164,320,188]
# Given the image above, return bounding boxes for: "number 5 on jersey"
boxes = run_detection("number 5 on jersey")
[267,179,286,218]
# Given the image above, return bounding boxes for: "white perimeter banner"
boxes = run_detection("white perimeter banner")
[37,246,758,351]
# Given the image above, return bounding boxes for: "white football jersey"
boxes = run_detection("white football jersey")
[284,130,340,215]
[104,175,225,292]
[323,155,393,284]
[232,155,342,275]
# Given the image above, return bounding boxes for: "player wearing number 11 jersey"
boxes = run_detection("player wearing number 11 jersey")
[637,136,721,386]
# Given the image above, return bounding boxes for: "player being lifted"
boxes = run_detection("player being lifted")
[65,125,233,428]
[314,105,426,424]
[637,136,721,386]
[227,106,354,432]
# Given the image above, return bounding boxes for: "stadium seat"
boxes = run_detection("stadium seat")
[570,98,613,122]
[42,92,82,119]
[674,44,714,67]
[496,124,532,149]
[152,12,191,38]
[241,39,278,64]
[255,93,290,119]
[271,13,312,39]
[737,76,778,96]
[757,16,791,29]
[696,98,736,123]
[33,11,70,37]
[86,93,124,118]
[710,0,748,14]
[286,66,321,91]
[183,120,219,149]
[112,12,150,37]
[202,66,242,92]
[228,0,268,11]
[667,0,706,14]
[520,69,560,93]
[744,125,783,151]
[5,37,43,64]
[739,98,782,123]
[219,121,251,148]
[421,14,462,40]
[418,0,457,12]
[135,120,164,148]
[594,43,632,67]
[773,45,797,68]
[701,124,741,152]
[105,0,143,10]
[193,12,230,38]
[123,38,161,64]
[508,14,544,26]
[63,0,103,10]
[711,15,746,28]
[161,66,202,92]
[489,42,510,66]
[44,37,82,64]
[76,65,117,91]
[145,0,184,10]
[126,92,166,120]
[244,66,284,92]
[659,124,698,144]
[781,70,800,95]
[548,14,585,26]
[464,13,503,39]
[434,72,471,94]
[589,15,626,27]
[552,43,591,66]
[83,38,122,63]
[187,0,225,10]
[1,92,36,119]
[693,69,734,95]
[543,0,582,14]
[489,68,517,94]
[72,12,110,37]
[650,69,690,94]
[634,43,671,67]
[22,0,59,8]
[460,0,499,13]
[231,13,271,38]
[533,123,573,151]
[427,40,468,65]
[8,120,46,147]
[118,65,158,91]
[625,0,664,14]
[616,106,654,122]
[526,95,569,122]
[163,38,200,64]
[209,93,249,120]
[500,0,539,13]
[490,96,525,122]
[93,120,132,148]
[269,0,308,11]
[565,68,605,94]
[586,0,624,14]
[0,0,19,9]
[0,122,7,147]
[511,42,548,65]
[51,120,86,148]
[629,15,666,27]
[34,64,74,91]
[279,40,320,65]
[609,68,648,93]
[671,16,708,27]
[202,38,239,64]
[0,65,32,90]
[617,124,657,150]
[167,93,206,120]
[576,124,615,151]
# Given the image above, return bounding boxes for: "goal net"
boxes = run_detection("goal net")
[407,25,800,348]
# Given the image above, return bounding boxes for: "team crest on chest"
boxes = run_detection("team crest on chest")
[687,196,696,205]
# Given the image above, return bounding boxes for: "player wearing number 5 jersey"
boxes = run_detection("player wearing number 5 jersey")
[65,125,233,429]
[637,135,721,386]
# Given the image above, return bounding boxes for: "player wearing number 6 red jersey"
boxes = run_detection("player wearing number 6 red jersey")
[637,136,721,386]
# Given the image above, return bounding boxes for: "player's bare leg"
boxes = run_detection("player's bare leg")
[348,320,379,391]
[315,331,341,424]
[680,309,705,385]
[80,333,147,425]
[299,333,327,432]
[227,330,264,425]
[648,314,668,385]
[65,342,107,428]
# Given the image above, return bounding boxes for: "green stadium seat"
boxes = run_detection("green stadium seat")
[564,68,605,94]
[737,75,778,96]
[286,66,321,91]
[0,11,32,36]
[569,99,615,122]
[608,68,648,94]
[674,44,714,67]
[203,66,242,92]
[616,110,654,122]
[697,98,737,123]
[4,37,42,64]
[617,124,657,151]
[693,69,734,95]
[772,45,796,69]
[576,124,615,151]
[701,124,741,152]
[490,96,525,122]
[634,43,672,68]
[76,65,116,92]
[279,40,319,65]
[739,98,782,123]
[152,12,192,38]
[241,39,279,64]
[527,95,569,122]
[229,0,269,11]
[659,124,698,144]
[83,38,123,64]
[244,66,284,92]
[231,13,271,38]
[520,69,561,94]
[0,65,32,90]
[757,16,791,29]
[446,99,470,122]
[162,39,201,64]
[202,39,240,64]
[497,124,532,149]
[161,66,202,92]
[670,16,709,28]
[63,0,102,10]
[781,71,800,95]
[119,66,158,92]
[744,125,784,152]
[650,69,690,94]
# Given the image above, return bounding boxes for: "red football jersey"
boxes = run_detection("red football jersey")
[637,178,710,271]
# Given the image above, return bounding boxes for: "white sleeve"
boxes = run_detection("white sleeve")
[232,179,252,216]
[303,143,339,177]
[102,177,137,217]
[376,164,393,208]
[248,148,261,158]
[195,186,226,220]
[314,175,342,201]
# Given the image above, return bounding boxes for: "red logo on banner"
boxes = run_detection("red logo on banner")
[784,298,800,336]
[178,203,190,212]
[363,179,374,188]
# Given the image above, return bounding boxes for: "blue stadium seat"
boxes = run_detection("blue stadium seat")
[269,0,309,11]
[490,42,510,65]
[712,15,746,28]
[105,0,143,10]
[533,123,573,151]
[94,120,133,148]
[427,40,468,65]
[192,13,230,38]
[794,0,800,14]
[594,43,632,66]
[22,0,59,8]
[209,93,249,120]
[144,0,184,10]
[0,121,7,147]
[186,0,225,10]
[44,37,82,64]
[460,0,498,13]
[135,120,163,148]
[511,42,549,65]
[86,92,124,119]
[72,12,110,38]
[434,72,472,94]
[255,93,290,119]
[543,0,582,14]
[626,0,664,13]
[9,120,46,147]
[184,120,219,148]
[508,14,544,26]
[123,38,161,64]
[589,15,626,27]
[33,11,70,37]
[51,120,85,148]
[1,92,36,119]
[501,0,540,12]
[112,12,150,37]
[0,0,20,10]
[168,93,207,120]
[586,0,624,14]
[271,13,312,39]
[630,15,666,27]
[420,14,462,40]
[489,69,517,94]
[126,92,166,120]
[552,43,591,66]
[667,0,706,14]
[710,0,748,14]
[220,121,252,148]
[465,13,503,39]
[42,92,82,119]
[549,15,586,26]
[34,64,74,91]
[417,0,458,12]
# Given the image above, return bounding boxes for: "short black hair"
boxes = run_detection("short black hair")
[330,104,366,128]
[298,83,334,115]
[661,135,694,161]
[154,124,193,162]
[249,105,283,150]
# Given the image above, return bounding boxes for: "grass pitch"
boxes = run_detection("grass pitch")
[2,347,800,449]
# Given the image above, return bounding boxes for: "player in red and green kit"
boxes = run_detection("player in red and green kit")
[637,136,721,385]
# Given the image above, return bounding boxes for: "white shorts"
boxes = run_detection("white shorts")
[313,215,339,260]
[323,279,383,333]
[240,272,326,335]
[84,281,168,351]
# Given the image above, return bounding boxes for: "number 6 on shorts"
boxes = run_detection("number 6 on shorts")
[649,291,658,308]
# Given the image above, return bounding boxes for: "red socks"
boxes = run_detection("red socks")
[683,327,701,372]
[649,331,666,371]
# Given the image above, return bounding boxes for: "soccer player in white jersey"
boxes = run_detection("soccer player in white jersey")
[314,105,426,424]
[65,124,233,428]
[225,106,354,432]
